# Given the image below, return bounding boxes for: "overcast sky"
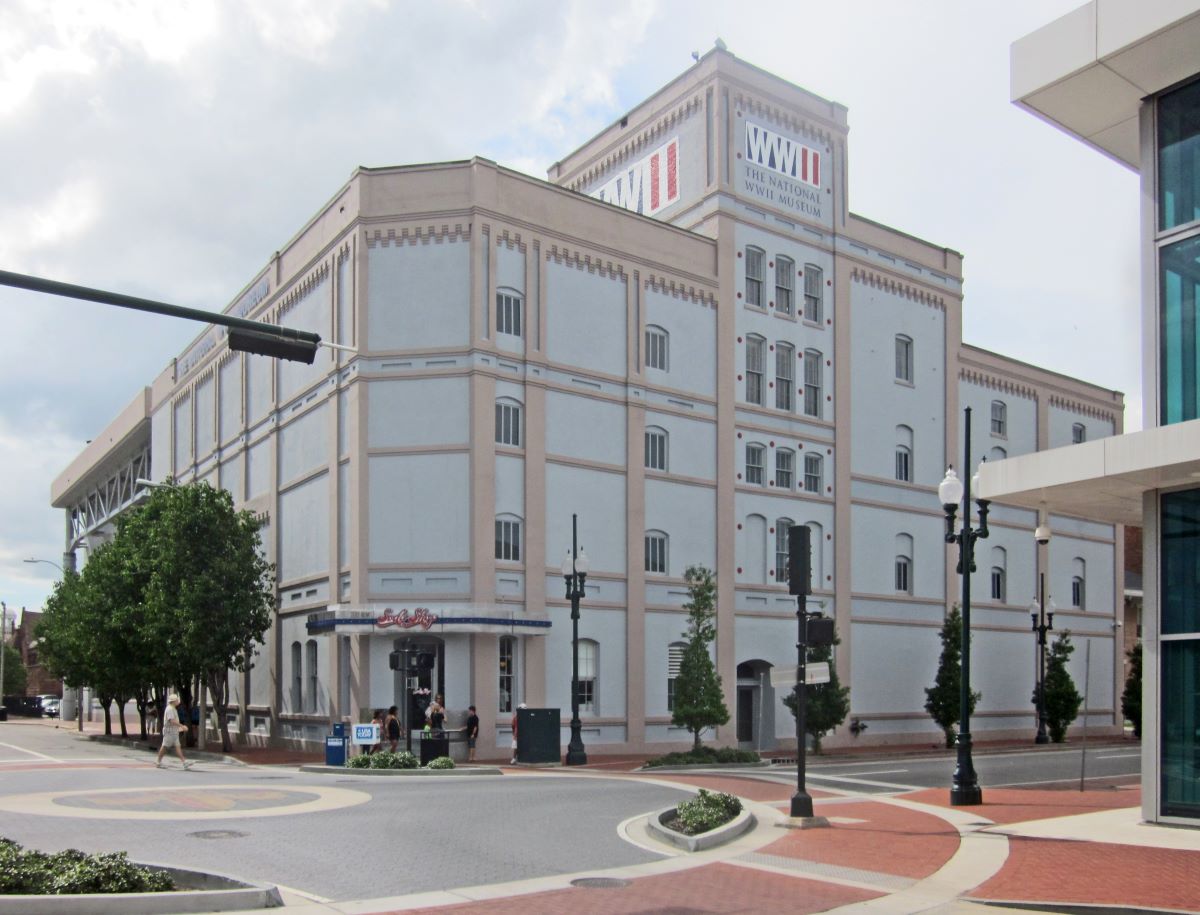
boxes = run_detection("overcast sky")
[0,0,1140,619]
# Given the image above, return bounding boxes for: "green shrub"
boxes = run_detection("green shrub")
[644,746,760,768]
[369,750,418,769]
[346,753,373,768]
[426,756,455,769]
[671,790,743,835]
[0,839,174,895]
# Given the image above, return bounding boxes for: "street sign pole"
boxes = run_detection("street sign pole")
[787,526,814,820]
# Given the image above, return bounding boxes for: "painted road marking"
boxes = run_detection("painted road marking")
[806,773,925,792]
[0,741,57,761]
[1096,752,1140,760]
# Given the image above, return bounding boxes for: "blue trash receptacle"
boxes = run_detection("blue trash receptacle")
[325,723,347,766]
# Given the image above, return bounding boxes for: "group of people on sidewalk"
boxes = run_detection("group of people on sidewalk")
[363,696,482,762]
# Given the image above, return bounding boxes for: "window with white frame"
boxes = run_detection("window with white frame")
[495,515,522,561]
[667,642,685,711]
[645,531,668,574]
[746,335,765,405]
[895,334,913,382]
[775,518,793,584]
[990,546,1007,602]
[896,424,914,483]
[895,533,913,594]
[745,246,765,307]
[775,448,794,489]
[1072,557,1086,608]
[746,443,766,485]
[645,427,667,472]
[305,639,318,714]
[775,256,795,316]
[776,342,794,411]
[991,400,1007,436]
[496,290,523,337]
[1072,422,1087,444]
[804,452,822,493]
[495,399,522,447]
[290,641,302,712]
[576,639,597,713]
[803,349,822,416]
[499,636,515,713]
[804,264,823,322]
[646,325,669,371]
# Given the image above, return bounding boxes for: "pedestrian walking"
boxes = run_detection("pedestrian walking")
[156,695,193,769]
[386,705,401,752]
[368,708,383,755]
[465,705,480,762]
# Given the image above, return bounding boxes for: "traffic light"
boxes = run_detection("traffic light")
[788,524,811,596]
[228,326,319,364]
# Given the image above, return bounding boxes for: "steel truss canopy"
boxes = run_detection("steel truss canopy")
[67,444,150,545]
[0,269,320,364]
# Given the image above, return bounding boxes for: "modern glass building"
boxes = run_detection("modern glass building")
[998,0,1200,825]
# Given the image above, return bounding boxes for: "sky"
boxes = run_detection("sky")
[0,0,1141,619]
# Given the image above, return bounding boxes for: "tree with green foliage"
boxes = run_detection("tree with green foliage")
[1043,631,1083,743]
[2,643,27,696]
[783,621,850,754]
[671,565,729,750]
[1121,641,1142,739]
[119,480,275,752]
[38,570,100,715]
[925,605,980,748]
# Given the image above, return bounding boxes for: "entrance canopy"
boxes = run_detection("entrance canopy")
[306,604,552,637]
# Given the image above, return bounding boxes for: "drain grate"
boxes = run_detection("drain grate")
[570,877,630,889]
[188,830,248,840]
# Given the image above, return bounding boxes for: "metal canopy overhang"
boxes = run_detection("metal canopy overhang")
[977,418,1200,526]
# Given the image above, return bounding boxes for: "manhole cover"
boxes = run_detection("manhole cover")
[570,878,630,889]
[188,830,248,840]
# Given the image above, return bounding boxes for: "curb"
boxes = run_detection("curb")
[638,761,772,772]
[644,806,756,852]
[299,764,504,776]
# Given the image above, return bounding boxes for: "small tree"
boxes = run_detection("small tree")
[1043,631,1082,743]
[671,565,729,750]
[782,622,850,754]
[1121,641,1142,739]
[2,644,27,696]
[925,605,980,748]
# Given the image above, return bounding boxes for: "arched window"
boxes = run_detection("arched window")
[989,446,1008,462]
[776,342,794,411]
[496,287,523,337]
[646,325,669,371]
[803,264,823,322]
[495,514,522,562]
[745,246,765,307]
[305,639,319,714]
[990,546,1007,603]
[645,530,668,574]
[746,335,766,405]
[290,641,302,712]
[667,641,686,711]
[991,400,1007,437]
[775,448,794,490]
[495,398,523,447]
[1072,422,1087,444]
[577,639,598,714]
[803,349,823,417]
[746,442,766,485]
[895,533,914,594]
[1072,558,1086,608]
[804,453,823,493]
[645,426,668,472]
[895,424,914,483]
[775,518,794,584]
[499,636,516,713]
[775,256,795,316]
[744,514,767,583]
[895,334,913,382]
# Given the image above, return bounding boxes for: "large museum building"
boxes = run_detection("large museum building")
[52,48,1125,755]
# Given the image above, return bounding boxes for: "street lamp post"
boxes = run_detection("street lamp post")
[1031,523,1054,744]
[561,514,589,767]
[938,406,989,806]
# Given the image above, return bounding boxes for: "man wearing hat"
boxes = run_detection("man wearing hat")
[156,694,193,769]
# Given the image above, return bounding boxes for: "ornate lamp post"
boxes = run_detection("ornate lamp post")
[1031,522,1054,745]
[561,514,589,766]
[938,406,989,806]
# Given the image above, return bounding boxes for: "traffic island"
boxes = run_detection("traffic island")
[0,864,282,914]
[646,805,756,853]
[299,764,503,776]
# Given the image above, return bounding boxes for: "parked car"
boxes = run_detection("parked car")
[37,695,60,718]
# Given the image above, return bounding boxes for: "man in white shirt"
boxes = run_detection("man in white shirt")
[156,694,193,769]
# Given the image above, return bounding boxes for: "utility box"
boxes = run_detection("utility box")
[419,730,449,765]
[325,722,347,766]
[516,707,560,764]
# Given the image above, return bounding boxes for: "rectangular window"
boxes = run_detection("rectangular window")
[495,402,521,446]
[1159,78,1200,231]
[667,644,684,712]
[497,292,522,336]
[776,343,794,411]
[495,518,521,561]
[646,327,668,371]
[804,453,822,493]
[991,401,1007,436]
[576,641,597,714]
[645,533,667,574]
[1160,235,1200,425]
[895,336,913,382]
[895,557,911,593]
[1071,576,1085,609]
[895,447,911,482]
[746,337,765,405]
[991,569,1005,602]
[775,450,794,489]
[775,522,791,583]
[775,257,795,316]
[498,638,514,713]
[745,247,764,307]
[804,265,823,322]
[803,350,822,417]
[1162,640,1200,817]
[746,444,765,485]
[1072,423,1086,444]
[306,640,318,714]
[645,429,667,471]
